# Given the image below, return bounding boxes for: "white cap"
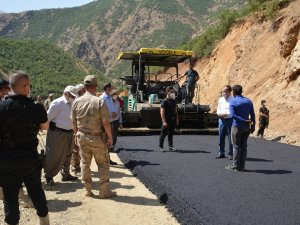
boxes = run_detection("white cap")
[75,84,85,92]
[64,85,78,97]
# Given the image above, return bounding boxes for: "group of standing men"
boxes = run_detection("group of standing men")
[216,85,269,171]
[0,72,122,225]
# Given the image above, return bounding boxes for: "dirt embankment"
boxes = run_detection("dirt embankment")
[167,0,300,146]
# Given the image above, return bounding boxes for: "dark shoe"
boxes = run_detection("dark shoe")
[228,155,233,160]
[46,177,55,186]
[169,147,177,151]
[62,174,78,182]
[215,154,225,159]
[159,147,165,152]
[110,159,118,165]
[225,165,239,171]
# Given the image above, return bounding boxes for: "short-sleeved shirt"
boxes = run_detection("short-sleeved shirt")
[47,96,73,130]
[0,95,47,155]
[259,106,269,125]
[184,69,199,85]
[100,93,116,122]
[161,98,177,123]
[71,92,109,134]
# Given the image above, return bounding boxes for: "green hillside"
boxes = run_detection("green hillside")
[0,38,108,98]
[0,0,246,74]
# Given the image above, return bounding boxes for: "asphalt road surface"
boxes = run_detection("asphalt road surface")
[116,135,300,225]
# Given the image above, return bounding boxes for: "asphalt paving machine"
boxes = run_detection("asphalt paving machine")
[118,48,218,134]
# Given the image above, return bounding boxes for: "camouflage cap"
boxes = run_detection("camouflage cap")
[84,75,98,86]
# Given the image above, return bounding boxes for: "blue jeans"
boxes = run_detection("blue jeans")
[218,118,233,156]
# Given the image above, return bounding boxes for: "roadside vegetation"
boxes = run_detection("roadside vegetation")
[181,0,292,57]
[0,38,108,98]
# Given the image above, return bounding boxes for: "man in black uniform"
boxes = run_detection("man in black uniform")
[159,86,179,152]
[0,71,50,225]
[257,100,269,138]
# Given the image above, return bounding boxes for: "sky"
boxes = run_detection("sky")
[0,0,94,13]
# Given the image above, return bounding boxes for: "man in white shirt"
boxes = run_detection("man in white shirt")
[100,83,118,165]
[216,85,234,160]
[44,85,78,186]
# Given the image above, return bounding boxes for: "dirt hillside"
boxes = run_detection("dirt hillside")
[168,0,300,146]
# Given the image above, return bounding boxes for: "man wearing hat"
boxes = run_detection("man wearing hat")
[71,84,86,175]
[71,75,116,198]
[44,85,78,186]
[44,93,54,111]
[0,78,10,101]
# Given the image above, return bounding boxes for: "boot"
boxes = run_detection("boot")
[39,215,50,225]
[84,183,94,197]
[0,186,3,200]
[99,183,116,199]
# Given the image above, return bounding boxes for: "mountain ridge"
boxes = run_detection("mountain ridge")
[0,0,245,75]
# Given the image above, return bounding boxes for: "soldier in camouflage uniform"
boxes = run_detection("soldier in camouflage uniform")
[71,75,116,198]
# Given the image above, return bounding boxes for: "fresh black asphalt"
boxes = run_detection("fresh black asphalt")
[116,135,300,225]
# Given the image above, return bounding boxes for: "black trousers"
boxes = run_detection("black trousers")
[110,120,120,149]
[0,157,48,225]
[159,121,176,148]
[257,123,267,137]
[231,126,250,170]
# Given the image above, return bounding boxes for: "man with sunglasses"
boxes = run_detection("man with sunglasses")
[44,85,78,186]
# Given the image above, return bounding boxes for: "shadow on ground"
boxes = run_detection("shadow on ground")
[245,169,292,175]
[44,180,83,194]
[113,195,160,206]
[47,199,82,212]
[246,157,273,162]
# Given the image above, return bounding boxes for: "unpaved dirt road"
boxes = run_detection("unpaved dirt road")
[0,153,179,225]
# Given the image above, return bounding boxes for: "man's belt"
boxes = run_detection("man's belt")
[220,117,232,120]
[55,127,74,133]
[78,130,101,136]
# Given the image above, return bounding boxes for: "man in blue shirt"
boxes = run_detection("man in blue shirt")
[225,85,255,171]
[184,63,199,103]
[100,83,118,165]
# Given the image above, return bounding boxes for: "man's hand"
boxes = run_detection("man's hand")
[112,112,118,119]
[218,114,227,118]
[107,138,113,147]
[163,122,167,128]
[246,120,252,125]
[74,135,78,146]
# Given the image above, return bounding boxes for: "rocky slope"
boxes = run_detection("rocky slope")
[168,0,300,146]
[0,0,245,75]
